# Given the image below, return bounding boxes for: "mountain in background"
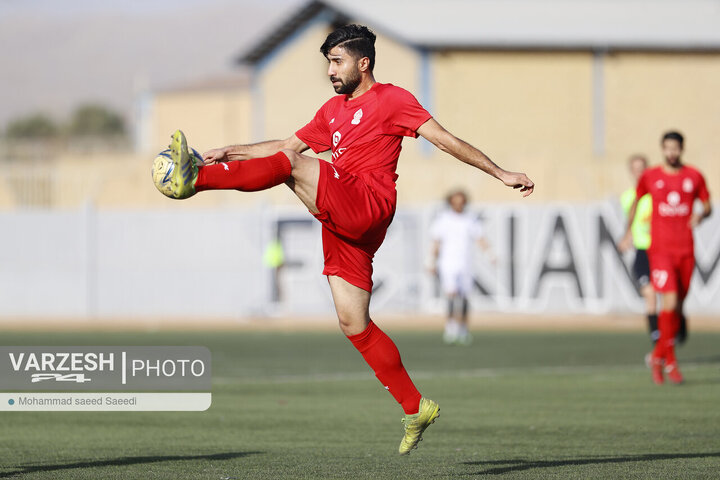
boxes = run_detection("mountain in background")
[0,0,300,131]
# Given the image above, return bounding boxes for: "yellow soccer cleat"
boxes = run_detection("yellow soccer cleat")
[168,129,199,199]
[398,397,440,455]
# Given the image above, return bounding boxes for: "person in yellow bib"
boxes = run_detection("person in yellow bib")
[621,154,658,342]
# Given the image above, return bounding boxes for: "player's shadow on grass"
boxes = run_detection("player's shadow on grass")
[0,451,261,478]
[462,452,720,475]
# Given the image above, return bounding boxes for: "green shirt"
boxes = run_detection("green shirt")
[621,188,652,250]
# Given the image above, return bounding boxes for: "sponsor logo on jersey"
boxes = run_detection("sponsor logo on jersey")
[351,108,363,125]
[683,178,694,193]
[332,131,341,148]
[331,147,347,161]
[658,190,690,216]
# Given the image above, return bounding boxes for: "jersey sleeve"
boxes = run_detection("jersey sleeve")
[696,171,710,202]
[383,86,432,138]
[295,101,332,153]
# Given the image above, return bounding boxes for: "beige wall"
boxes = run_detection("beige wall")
[256,22,334,142]
[407,50,595,204]
[604,52,720,200]
[149,88,251,155]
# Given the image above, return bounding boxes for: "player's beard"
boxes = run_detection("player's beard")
[664,155,681,168]
[331,69,362,95]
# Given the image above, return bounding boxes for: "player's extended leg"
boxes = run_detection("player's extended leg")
[327,275,439,455]
[167,131,320,211]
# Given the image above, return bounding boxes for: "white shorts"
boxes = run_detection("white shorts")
[439,269,473,296]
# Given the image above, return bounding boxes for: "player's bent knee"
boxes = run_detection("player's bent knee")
[336,313,368,336]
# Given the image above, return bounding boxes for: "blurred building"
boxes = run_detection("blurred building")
[145,0,720,206]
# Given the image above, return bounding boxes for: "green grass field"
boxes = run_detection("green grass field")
[1,327,719,479]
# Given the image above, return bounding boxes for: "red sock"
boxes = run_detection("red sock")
[665,310,680,364]
[347,321,422,414]
[653,310,679,363]
[195,152,292,192]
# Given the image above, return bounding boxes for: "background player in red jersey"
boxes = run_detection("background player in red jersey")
[165,24,534,454]
[620,131,711,385]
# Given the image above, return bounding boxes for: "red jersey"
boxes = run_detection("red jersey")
[636,165,710,255]
[296,82,432,203]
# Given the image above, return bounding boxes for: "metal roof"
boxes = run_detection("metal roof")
[238,0,720,64]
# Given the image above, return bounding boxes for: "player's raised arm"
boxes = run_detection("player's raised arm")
[203,134,309,165]
[416,118,534,197]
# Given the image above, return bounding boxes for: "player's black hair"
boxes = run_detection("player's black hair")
[320,24,376,71]
[661,130,684,148]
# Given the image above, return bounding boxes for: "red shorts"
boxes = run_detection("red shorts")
[311,161,395,292]
[648,250,694,298]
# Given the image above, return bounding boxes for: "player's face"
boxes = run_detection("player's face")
[661,139,683,167]
[629,157,646,181]
[326,46,362,95]
[449,193,466,213]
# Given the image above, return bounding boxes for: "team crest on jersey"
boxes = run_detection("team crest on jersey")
[332,131,341,148]
[682,178,693,193]
[351,109,363,125]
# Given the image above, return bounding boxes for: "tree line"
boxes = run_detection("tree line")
[4,104,126,140]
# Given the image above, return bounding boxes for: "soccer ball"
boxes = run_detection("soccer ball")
[151,148,203,198]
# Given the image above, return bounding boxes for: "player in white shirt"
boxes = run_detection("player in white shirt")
[430,190,493,345]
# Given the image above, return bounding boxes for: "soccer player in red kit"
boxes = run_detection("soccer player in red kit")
[620,131,711,385]
[163,25,534,453]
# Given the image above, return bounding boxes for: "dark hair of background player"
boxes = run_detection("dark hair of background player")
[662,130,684,148]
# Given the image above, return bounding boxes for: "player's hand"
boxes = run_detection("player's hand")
[202,147,228,165]
[688,214,702,229]
[618,231,633,253]
[500,171,534,197]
